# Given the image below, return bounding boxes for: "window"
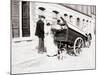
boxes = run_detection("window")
[82,19,85,27]
[69,15,73,22]
[76,18,80,26]
[12,0,20,38]
[86,20,88,22]
[22,1,30,37]
[52,10,59,19]
[64,13,68,17]
[83,19,85,21]
[52,10,59,25]
[86,20,89,27]
[81,19,85,30]
[63,13,69,22]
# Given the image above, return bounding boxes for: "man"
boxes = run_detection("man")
[35,15,46,53]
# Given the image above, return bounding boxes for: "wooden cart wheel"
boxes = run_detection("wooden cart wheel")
[73,37,84,56]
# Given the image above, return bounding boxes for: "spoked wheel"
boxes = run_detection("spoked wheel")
[73,37,84,56]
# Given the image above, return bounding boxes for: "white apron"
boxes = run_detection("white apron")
[45,25,58,56]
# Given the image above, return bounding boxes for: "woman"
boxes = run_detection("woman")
[44,22,58,57]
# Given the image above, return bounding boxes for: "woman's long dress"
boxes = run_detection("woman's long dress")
[45,25,58,56]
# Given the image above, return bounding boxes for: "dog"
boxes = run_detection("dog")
[57,45,66,60]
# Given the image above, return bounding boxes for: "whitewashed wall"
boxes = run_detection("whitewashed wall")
[30,2,94,35]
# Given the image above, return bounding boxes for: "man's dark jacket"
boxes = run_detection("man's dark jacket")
[35,20,44,38]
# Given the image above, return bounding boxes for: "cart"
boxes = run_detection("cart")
[52,17,92,56]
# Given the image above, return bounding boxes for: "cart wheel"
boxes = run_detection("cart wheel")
[73,37,84,56]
